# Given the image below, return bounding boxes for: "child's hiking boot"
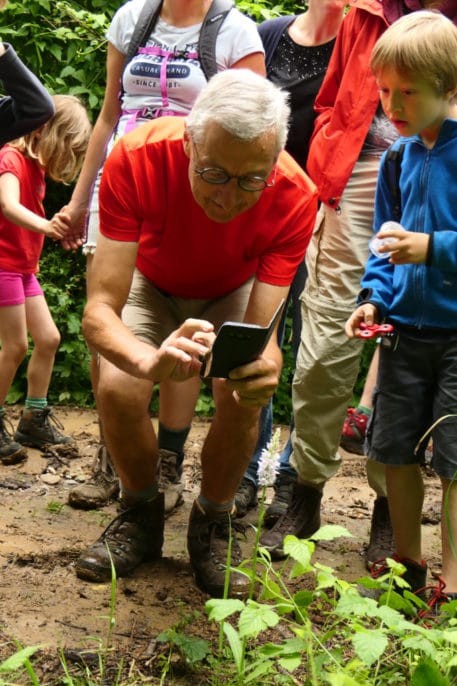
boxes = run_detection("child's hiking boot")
[234,477,257,517]
[157,448,184,515]
[68,444,119,509]
[417,577,457,624]
[260,482,322,559]
[359,555,428,603]
[264,472,296,527]
[366,496,395,569]
[187,499,249,598]
[75,492,164,582]
[14,407,74,448]
[0,414,27,465]
[340,407,369,455]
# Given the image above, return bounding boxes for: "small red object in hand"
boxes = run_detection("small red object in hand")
[357,322,394,339]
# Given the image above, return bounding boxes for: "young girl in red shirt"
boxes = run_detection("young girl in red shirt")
[0,94,91,463]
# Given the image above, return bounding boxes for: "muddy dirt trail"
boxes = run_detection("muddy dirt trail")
[0,406,442,681]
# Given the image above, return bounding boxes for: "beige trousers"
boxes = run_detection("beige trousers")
[291,156,387,496]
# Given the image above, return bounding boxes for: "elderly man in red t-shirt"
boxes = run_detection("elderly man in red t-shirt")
[75,69,317,598]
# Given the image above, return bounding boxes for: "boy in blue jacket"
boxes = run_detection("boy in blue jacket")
[345,10,457,616]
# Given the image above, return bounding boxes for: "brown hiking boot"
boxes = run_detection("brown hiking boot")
[14,407,73,448]
[366,496,395,570]
[158,449,184,515]
[260,482,322,559]
[264,472,296,527]
[68,444,119,509]
[75,493,164,582]
[0,413,27,465]
[234,477,257,518]
[187,500,249,598]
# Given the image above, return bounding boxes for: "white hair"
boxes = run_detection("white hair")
[186,69,290,155]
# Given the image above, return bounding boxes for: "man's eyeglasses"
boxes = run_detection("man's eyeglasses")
[192,141,276,192]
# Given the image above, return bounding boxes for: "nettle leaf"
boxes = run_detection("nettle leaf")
[278,654,302,672]
[205,598,244,622]
[327,674,365,686]
[442,629,457,645]
[238,602,279,638]
[377,604,414,632]
[316,567,339,590]
[352,628,388,667]
[292,589,314,609]
[283,535,314,569]
[311,525,353,541]
[172,634,209,664]
[402,635,436,658]
[260,637,304,657]
[336,590,379,617]
[411,658,450,686]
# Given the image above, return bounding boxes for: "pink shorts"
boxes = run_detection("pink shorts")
[0,269,43,306]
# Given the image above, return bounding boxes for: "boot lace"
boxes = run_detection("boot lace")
[208,515,246,567]
[0,414,15,442]
[274,474,295,505]
[39,408,68,441]
[158,449,181,486]
[417,576,457,624]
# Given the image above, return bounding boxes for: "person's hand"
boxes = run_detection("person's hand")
[345,303,378,339]
[225,356,280,408]
[44,210,71,240]
[152,319,216,382]
[59,202,87,250]
[376,225,430,264]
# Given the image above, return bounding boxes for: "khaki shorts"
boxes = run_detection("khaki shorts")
[122,268,255,348]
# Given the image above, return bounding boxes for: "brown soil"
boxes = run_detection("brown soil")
[0,406,442,684]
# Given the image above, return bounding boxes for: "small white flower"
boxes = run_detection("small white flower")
[257,427,281,487]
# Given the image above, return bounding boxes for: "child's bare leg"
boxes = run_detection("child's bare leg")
[0,304,28,404]
[386,463,424,563]
[440,477,457,593]
[25,295,60,398]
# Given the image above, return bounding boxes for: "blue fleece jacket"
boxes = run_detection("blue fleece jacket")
[358,118,457,329]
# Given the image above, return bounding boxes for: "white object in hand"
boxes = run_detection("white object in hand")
[369,221,402,258]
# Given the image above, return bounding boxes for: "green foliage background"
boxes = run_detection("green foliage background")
[0,0,369,420]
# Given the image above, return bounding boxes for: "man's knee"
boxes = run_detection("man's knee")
[213,380,261,429]
[98,364,152,415]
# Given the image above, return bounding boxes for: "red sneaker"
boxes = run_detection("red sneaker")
[340,407,370,455]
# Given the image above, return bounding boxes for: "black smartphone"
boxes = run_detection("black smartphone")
[200,299,285,378]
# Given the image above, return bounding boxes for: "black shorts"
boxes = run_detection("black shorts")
[367,326,457,479]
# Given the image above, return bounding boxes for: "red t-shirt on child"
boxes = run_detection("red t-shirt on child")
[0,145,45,274]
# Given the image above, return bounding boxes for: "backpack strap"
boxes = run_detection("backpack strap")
[384,143,405,222]
[124,0,232,80]
[198,0,234,80]
[124,0,163,68]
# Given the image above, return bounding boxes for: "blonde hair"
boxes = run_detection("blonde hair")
[370,11,457,95]
[10,95,91,183]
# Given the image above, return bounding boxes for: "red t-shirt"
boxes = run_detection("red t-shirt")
[99,118,317,299]
[0,145,45,274]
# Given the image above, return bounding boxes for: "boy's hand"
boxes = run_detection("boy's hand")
[377,225,430,264]
[345,303,379,339]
